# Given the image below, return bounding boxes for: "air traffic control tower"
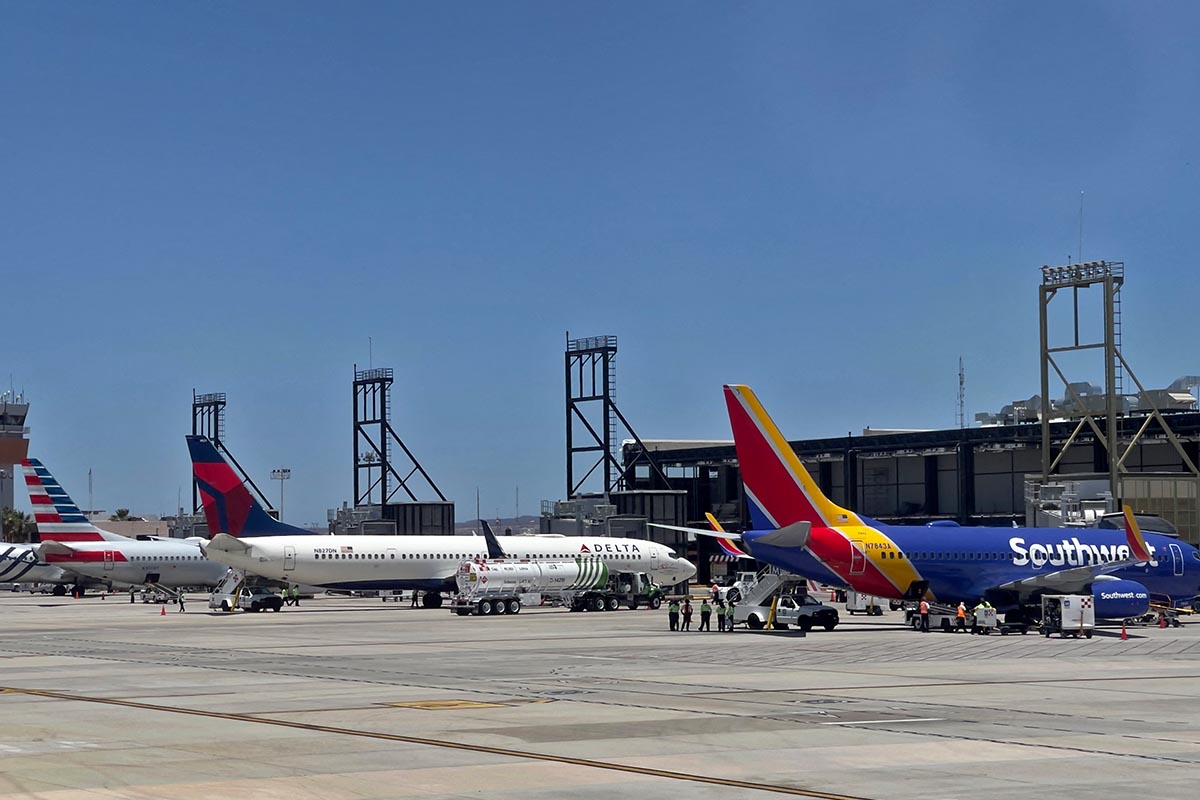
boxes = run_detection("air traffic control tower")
[0,393,30,511]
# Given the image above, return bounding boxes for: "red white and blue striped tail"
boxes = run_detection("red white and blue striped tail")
[21,459,129,542]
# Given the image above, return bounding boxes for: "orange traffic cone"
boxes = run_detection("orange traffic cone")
[1159,613,1167,628]
[1121,623,1127,640]
[160,605,166,616]
[73,590,79,600]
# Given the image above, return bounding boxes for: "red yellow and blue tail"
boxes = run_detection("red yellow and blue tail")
[187,436,313,537]
[704,512,750,558]
[21,459,128,542]
[723,385,865,530]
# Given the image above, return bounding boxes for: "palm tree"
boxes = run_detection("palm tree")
[110,508,131,522]
[1,507,34,543]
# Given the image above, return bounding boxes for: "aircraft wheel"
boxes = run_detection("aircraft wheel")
[456,608,470,616]
[52,585,67,597]
[508,599,521,614]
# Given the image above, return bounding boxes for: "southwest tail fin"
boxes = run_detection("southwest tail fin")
[1122,505,1153,562]
[705,512,750,558]
[187,436,313,537]
[723,384,863,530]
[21,459,129,542]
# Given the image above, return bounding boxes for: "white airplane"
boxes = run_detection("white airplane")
[23,458,229,591]
[188,435,697,607]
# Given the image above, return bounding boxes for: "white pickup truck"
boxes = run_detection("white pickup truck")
[734,594,840,632]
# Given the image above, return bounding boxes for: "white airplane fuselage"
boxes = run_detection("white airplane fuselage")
[205,534,697,592]
[41,539,229,588]
[0,544,74,586]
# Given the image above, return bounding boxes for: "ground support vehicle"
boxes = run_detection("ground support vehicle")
[450,556,647,617]
[734,593,838,632]
[1040,594,1095,638]
[906,602,960,632]
[845,591,885,616]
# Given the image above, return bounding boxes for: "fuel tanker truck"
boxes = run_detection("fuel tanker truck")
[449,556,664,617]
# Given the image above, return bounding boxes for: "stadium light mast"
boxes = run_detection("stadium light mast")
[271,468,291,519]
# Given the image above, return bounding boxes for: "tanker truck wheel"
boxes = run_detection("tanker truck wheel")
[606,596,620,611]
[507,599,521,614]
[650,596,662,610]
[591,596,605,612]
[478,600,493,616]
[495,599,508,615]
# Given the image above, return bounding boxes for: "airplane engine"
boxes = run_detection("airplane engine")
[1093,580,1151,619]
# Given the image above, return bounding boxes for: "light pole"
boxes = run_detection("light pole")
[271,468,291,519]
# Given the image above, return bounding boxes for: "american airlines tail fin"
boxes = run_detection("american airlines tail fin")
[187,436,313,537]
[723,384,864,530]
[21,459,129,542]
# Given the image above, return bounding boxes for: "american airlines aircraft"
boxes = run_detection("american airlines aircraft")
[188,435,697,607]
[0,545,76,592]
[22,458,229,591]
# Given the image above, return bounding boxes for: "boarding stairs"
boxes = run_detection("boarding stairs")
[740,567,807,607]
[210,568,247,607]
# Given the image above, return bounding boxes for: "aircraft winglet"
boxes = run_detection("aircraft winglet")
[706,513,751,558]
[202,533,253,554]
[1123,505,1153,562]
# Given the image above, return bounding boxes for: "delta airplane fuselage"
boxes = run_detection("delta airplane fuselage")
[205,534,697,592]
[746,522,1200,608]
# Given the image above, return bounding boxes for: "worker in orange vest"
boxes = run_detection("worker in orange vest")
[955,601,967,633]
[918,599,930,632]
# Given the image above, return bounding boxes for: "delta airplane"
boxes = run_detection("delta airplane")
[188,435,697,605]
[22,458,229,591]
[656,385,1200,623]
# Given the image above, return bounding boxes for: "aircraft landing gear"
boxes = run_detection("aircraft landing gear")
[422,592,443,609]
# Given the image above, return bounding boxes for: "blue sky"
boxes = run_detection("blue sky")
[3,3,1198,525]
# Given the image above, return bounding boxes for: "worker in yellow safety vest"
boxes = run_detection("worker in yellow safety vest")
[918,599,930,632]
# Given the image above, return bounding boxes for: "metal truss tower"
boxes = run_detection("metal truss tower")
[352,366,446,506]
[565,334,670,497]
[190,390,274,515]
[1038,261,1199,501]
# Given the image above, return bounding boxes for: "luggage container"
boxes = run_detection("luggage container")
[1040,594,1095,638]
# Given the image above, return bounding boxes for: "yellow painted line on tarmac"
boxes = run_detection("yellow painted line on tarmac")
[2,686,871,800]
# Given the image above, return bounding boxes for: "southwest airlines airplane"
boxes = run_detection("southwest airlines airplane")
[22,458,229,591]
[188,436,697,606]
[658,385,1200,623]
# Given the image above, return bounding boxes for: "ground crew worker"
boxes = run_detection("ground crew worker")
[130,586,136,604]
[956,601,967,632]
[716,600,726,632]
[411,590,421,608]
[725,600,735,631]
[681,600,693,631]
[667,599,680,631]
[177,591,186,613]
[710,583,721,603]
[918,598,930,632]
[699,599,712,631]
[972,598,990,633]
[290,585,300,607]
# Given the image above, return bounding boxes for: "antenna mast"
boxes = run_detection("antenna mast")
[957,357,966,429]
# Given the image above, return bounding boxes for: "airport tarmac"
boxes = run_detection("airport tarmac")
[0,594,1197,800]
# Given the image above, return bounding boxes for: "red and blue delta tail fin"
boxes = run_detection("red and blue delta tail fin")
[21,459,129,542]
[723,385,864,530]
[187,436,314,537]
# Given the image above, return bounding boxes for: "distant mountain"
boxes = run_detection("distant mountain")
[455,515,540,534]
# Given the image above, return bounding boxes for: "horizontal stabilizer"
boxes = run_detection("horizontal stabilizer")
[35,541,78,557]
[203,533,253,554]
[750,521,811,549]
[648,522,743,541]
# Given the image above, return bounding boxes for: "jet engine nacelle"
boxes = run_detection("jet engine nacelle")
[1094,580,1151,619]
